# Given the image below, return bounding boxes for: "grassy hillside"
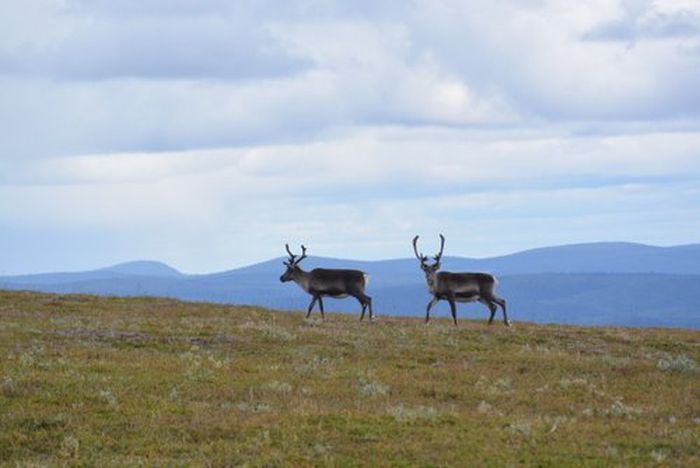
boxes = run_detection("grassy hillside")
[1,290,698,465]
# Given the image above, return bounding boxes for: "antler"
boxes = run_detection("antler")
[284,243,296,264]
[412,235,428,263]
[297,244,308,264]
[434,234,445,263]
[284,243,308,265]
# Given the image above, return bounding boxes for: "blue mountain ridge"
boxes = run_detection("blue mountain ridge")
[1,242,698,328]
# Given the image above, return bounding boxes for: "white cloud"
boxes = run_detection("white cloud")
[2,125,698,234]
[404,0,700,120]
[1,0,700,274]
[8,125,698,186]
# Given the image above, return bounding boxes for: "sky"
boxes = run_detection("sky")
[1,0,699,275]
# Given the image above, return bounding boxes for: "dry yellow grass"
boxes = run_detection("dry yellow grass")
[1,290,698,466]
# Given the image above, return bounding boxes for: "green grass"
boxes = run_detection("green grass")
[1,290,698,466]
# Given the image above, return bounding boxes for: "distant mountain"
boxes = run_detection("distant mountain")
[0,260,183,286]
[1,242,699,328]
[210,242,700,277]
[472,242,700,275]
[101,261,183,277]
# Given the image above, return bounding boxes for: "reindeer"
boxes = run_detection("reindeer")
[280,244,373,321]
[412,235,510,326]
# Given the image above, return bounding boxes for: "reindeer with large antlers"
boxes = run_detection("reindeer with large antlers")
[412,235,510,326]
[280,244,374,320]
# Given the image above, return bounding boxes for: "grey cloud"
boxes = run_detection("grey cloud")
[584,11,700,41]
[0,0,417,83]
[0,10,308,81]
[64,0,408,20]
[64,0,234,18]
[583,20,698,41]
[0,74,348,159]
[2,0,700,161]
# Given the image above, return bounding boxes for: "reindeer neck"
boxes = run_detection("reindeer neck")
[292,268,312,293]
[425,270,439,294]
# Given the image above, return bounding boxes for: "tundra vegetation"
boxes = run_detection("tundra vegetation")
[0,290,698,465]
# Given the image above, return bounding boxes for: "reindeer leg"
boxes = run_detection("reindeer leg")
[488,302,498,325]
[447,295,458,326]
[425,297,439,323]
[481,299,497,325]
[306,296,318,318]
[355,293,371,321]
[318,296,325,320]
[494,297,510,326]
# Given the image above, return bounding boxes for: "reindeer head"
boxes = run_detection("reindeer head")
[412,234,445,291]
[280,243,308,282]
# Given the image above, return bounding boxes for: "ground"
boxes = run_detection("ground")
[0,290,698,466]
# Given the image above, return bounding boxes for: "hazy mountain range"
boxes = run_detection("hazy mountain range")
[1,242,699,329]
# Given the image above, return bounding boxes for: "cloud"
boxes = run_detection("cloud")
[3,157,698,272]
[3,0,699,163]
[403,0,700,121]
[3,126,699,226]
[1,0,700,274]
[0,8,307,80]
[583,0,700,41]
[0,73,346,159]
[5,125,699,184]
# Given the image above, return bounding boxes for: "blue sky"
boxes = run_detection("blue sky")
[1,0,699,274]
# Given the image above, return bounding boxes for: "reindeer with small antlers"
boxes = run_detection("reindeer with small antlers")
[280,244,374,321]
[412,234,510,326]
